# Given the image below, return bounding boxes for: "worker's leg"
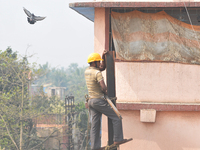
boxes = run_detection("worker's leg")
[89,99,102,150]
[89,98,123,143]
[111,117,123,142]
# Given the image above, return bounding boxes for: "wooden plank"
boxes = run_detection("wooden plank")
[106,51,116,147]
[105,7,116,147]
[99,138,133,150]
[105,95,122,120]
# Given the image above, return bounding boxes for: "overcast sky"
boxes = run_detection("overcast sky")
[0,0,93,68]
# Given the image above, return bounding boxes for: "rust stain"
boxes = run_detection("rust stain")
[111,10,200,65]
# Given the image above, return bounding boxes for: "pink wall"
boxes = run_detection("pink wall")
[94,7,200,150]
[94,8,106,54]
[94,7,200,104]
[94,8,107,78]
[102,111,200,150]
[116,62,200,103]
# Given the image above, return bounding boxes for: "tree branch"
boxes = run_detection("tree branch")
[29,128,59,150]
[0,114,19,150]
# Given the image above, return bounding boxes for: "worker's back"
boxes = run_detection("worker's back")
[85,66,104,99]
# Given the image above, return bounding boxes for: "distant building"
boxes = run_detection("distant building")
[34,114,68,150]
[47,87,66,100]
[30,84,66,101]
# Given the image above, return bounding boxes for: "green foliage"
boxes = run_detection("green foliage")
[49,96,65,114]
[0,47,44,150]
[75,101,90,149]
[0,47,90,149]
[76,101,88,133]
[65,63,88,102]
[31,87,53,113]
[36,63,88,102]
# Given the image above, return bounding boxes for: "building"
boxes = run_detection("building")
[34,114,68,150]
[47,87,66,100]
[70,1,200,150]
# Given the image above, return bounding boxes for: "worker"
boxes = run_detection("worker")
[85,50,125,150]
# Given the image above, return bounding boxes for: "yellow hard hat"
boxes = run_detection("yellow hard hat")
[87,53,103,63]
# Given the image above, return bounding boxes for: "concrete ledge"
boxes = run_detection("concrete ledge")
[116,102,200,111]
[69,1,200,22]
[140,109,156,123]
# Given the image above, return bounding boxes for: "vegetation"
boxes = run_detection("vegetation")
[0,47,43,150]
[0,48,90,150]
[35,62,88,102]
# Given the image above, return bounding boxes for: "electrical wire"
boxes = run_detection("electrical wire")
[183,2,200,49]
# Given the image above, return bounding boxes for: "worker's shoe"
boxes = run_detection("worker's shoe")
[113,139,128,145]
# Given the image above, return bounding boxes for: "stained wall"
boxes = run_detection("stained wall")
[102,111,200,150]
[94,7,200,150]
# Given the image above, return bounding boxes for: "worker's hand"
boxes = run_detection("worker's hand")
[85,102,89,109]
[100,50,108,71]
[102,50,108,58]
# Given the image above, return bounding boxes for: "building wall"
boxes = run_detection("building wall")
[46,87,66,100]
[102,111,200,150]
[37,126,67,150]
[94,7,200,149]
[94,8,106,55]
[116,62,200,103]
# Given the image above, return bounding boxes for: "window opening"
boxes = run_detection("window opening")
[51,89,55,96]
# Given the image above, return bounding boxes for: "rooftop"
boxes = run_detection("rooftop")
[69,1,200,21]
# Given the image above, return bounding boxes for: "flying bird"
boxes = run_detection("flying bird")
[23,7,46,24]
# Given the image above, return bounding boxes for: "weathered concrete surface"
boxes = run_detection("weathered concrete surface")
[116,62,200,103]
[71,1,200,8]
[102,111,200,150]
[94,8,106,55]
[140,109,156,122]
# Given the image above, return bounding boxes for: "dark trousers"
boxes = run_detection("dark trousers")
[88,98,123,150]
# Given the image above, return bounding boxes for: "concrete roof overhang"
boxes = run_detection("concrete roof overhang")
[69,1,200,22]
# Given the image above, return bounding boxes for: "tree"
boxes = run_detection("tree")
[75,101,90,150]
[66,63,88,102]
[0,48,53,150]
[0,48,91,150]
[36,63,88,103]
[0,47,31,150]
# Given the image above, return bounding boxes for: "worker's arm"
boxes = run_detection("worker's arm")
[99,50,108,71]
[85,102,88,109]
[99,80,107,95]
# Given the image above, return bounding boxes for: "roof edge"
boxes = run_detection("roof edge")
[69,1,200,8]
[69,1,200,22]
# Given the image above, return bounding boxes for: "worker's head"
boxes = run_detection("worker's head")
[87,53,103,68]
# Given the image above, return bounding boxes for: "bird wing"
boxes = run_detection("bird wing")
[34,16,46,21]
[23,7,32,17]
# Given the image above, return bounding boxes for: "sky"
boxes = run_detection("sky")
[0,0,93,68]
